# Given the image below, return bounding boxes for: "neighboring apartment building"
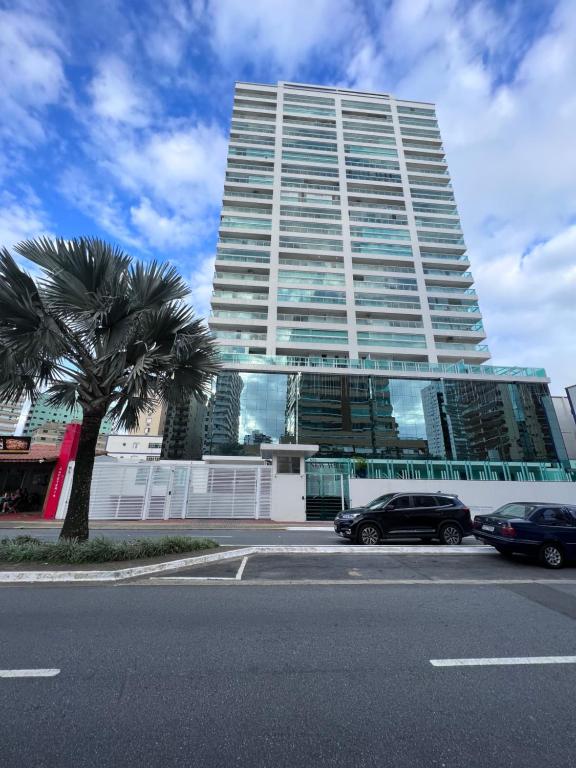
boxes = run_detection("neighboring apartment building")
[32,420,108,451]
[106,434,163,461]
[552,395,576,460]
[203,372,244,453]
[23,393,114,437]
[161,397,207,460]
[202,80,565,465]
[0,398,26,435]
[130,402,166,437]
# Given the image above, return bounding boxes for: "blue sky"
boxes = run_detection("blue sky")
[1,0,575,393]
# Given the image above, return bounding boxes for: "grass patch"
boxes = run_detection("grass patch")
[0,535,219,564]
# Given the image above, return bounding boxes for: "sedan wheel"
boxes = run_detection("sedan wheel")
[357,524,380,546]
[540,543,564,569]
[439,524,462,545]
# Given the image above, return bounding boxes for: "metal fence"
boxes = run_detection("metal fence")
[56,462,272,520]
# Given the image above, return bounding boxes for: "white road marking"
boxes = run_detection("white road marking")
[430,656,576,668]
[285,527,333,531]
[0,669,60,678]
[235,556,249,581]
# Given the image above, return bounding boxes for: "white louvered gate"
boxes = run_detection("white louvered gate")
[56,461,272,520]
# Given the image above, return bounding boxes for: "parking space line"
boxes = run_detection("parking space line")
[235,556,249,581]
[0,669,60,678]
[430,656,576,668]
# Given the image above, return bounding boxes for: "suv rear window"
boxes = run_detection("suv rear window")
[435,496,456,507]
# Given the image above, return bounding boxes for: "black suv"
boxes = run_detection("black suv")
[334,492,473,545]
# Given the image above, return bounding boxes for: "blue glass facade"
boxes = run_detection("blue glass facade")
[204,372,567,464]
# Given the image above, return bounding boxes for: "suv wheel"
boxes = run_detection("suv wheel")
[539,543,564,569]
[439,523,463,545]
[357,523,380,546]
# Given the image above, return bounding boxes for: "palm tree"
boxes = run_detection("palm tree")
[0,237,220,540]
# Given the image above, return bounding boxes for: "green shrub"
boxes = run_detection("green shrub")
[0,536,218,564]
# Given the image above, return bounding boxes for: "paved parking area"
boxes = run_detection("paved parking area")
[151,550,576,584]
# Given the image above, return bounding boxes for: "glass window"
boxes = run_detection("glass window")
[389,495,412,509]
[277,456,301,473]
[412,495,437,507]
[535,508,575,526]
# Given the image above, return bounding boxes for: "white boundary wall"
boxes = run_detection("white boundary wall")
[350,478,575,516]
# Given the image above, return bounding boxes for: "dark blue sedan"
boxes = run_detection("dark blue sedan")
[473,502,576,568]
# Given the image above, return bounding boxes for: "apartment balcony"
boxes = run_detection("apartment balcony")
[428,302,482,315]
[277,311,347,326]
[216,250,270,268]
[427,286,477,300]
[346,170,403,184]
[279,221,343,236]
[412,202,458,215]
[279,206,342,221]
[222,204,273,217]
[347,197,406,212]
[349,211,409,226]
[436,343,491,363]
[281,192,341,207]
[353,262,416,275]
[218,236,271,248]
[403,150,447,163]
[212,330,268,342]
[230,134,276,148]
[277,289,347,306]
[418,235,466,254]
[425,274,474,289]
[431,319,484,333]
[420,251,470,266]
[353,279,418,293]
[224,172,273,187]
[416,218,462,232]
[223,187,273,202]
[211,291,269,308]
[230,120,276,135]
[229,146,275,161]
[232,108,276,123]
[282,164,339,179]
[343,132,397,145]
[408,175,452,188]
[213,273,269,290]
[279,235,343,253]
[354,294,421,311]
[400,127,442,141]
[234,98,277,112]
[347,183,404,197]
[410,188,455,202]
[342,119,395,135]
[279,256,344,270]
[227,160,274,175]
[405,162,449,177]
[209,312,268,329]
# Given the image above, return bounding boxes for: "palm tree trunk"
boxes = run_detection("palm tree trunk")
[59,412,104,541]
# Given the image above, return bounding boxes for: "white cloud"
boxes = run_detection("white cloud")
[0,191,52,249]
[59,168,144,250]
[187,253,216,319]
[89,55,151,127]
[130,197,207,249]
[208,0,357,73]
[0,5,67,145]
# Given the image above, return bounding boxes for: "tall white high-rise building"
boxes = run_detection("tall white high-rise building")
[209,80,488,366]
[203,81,564,469]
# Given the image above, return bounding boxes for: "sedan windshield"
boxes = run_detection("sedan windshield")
[491,503,539,519]
[365,493,396,510]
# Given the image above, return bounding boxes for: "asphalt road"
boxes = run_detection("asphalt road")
[0,525,479,546]
[2,582,576,767]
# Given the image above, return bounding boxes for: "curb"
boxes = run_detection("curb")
[0,544,488,584]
